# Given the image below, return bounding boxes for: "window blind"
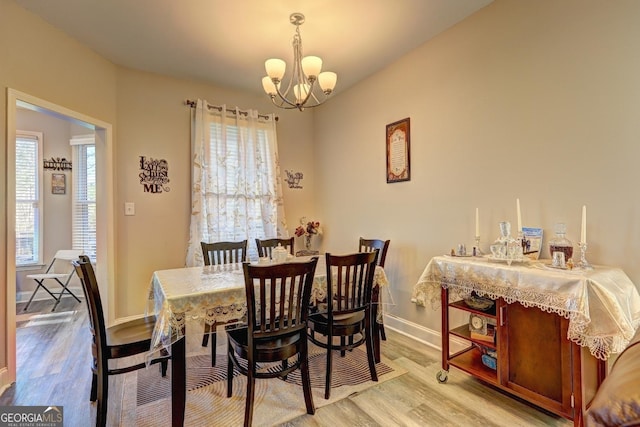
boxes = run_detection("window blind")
[72,137,97,261]
[16,133,42,266]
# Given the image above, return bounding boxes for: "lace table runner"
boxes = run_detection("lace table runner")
[412,255,640,360]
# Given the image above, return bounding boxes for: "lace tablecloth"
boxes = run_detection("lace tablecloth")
[412,255,640,360]
[148,258,389,354]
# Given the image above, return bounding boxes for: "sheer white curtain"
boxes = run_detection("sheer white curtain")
[185,99,288,266]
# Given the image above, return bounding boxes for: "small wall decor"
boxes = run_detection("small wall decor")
[284,170,304,189]
[51,173,66,194]
[386,117,411,183]
[139,156,170,193]
[43,157,72,171]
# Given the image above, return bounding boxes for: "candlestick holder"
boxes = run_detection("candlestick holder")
[576,242,593,270]
[474,236,484,256]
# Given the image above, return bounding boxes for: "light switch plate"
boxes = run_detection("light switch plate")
[124,202,135,216]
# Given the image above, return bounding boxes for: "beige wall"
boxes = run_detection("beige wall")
[113,68,315,315]
[0,0,117,371]
[314,0,640,334]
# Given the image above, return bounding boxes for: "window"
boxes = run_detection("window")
[186,102,285,267]
[71,135,97,262]
[16,131,43,266]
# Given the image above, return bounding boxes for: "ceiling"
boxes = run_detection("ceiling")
[15,0,493,96]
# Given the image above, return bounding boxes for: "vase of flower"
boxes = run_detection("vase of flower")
[295,217,322,253]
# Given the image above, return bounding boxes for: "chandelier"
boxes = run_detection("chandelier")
[262,13,337,111]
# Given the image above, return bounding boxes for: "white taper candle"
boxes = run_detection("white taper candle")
[516,198,522,232]
[581,205,587,244]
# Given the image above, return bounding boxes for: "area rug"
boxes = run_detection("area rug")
[120,342,406,426]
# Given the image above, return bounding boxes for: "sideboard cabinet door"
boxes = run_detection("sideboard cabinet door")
[499,301,575,419]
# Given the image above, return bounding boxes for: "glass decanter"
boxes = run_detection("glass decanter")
[549,223,574,261]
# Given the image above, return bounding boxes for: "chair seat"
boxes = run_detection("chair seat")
[310,310,365,325]
[227,326,302,362]
[26,273,69,280]
[106,316,157,349]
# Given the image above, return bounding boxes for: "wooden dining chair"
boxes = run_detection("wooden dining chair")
[359,237,390,268]
[226,258,318,426]
[359,237,390,341]
[72,255,169,427]
[255,237,294,258]
[307,251,379,399]
[200,239,248,366]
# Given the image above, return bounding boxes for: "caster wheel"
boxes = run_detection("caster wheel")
[436,370,448,383]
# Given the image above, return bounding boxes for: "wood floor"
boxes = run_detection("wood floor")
[1,297,572,426]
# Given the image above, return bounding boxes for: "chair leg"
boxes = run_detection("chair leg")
[226,345,234,398]
[244,368,255,427]
[301,340,315,415]
[210,331,217,366]
[159,360,168,377]
[96,370,108,427]
[325,336,333,399]
[23,281,46,311]
[52,278,81,311]
[90,372,98,402]
[364,313,378,383]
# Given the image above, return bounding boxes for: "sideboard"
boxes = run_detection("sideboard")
[413,255,640,427]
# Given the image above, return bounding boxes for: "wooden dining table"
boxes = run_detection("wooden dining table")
[146,256,389,427]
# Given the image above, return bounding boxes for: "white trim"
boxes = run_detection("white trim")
[382,314,468,354]
[15,287,84,304]
[69,134,95,146]
[5,88,115,390]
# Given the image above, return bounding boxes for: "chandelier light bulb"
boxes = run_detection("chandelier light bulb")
[262,76,278,96]
[294,83,310,103]
[301,56,322,78]
[261,13,337,111]
[265,58,286,80]
[318,71,337,93]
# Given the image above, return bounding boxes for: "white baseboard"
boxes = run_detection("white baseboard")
[382,314,467,354]
[16,286,84,303]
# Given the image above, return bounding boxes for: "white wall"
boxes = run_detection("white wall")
[314,0,640,335]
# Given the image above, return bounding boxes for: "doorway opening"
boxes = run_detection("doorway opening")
[5,88,114,387]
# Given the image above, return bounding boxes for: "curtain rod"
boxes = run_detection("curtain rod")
[184,99,278,122]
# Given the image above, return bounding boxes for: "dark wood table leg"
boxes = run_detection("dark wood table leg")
[171,336,186,427]
[372,284,381,363]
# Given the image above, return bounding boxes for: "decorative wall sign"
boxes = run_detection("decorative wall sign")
[43,157,72,171]
[386,117,411,183]
[139,156,170,193]
[284,170,304,189]
[51,173,66,194]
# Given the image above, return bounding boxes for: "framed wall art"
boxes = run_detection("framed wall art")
[386,117,411,183]
[51,173,66,194]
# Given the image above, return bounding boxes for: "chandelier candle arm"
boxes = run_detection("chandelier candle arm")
[262,12,337,111]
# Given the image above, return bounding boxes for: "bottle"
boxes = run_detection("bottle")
[549,223,573,261]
